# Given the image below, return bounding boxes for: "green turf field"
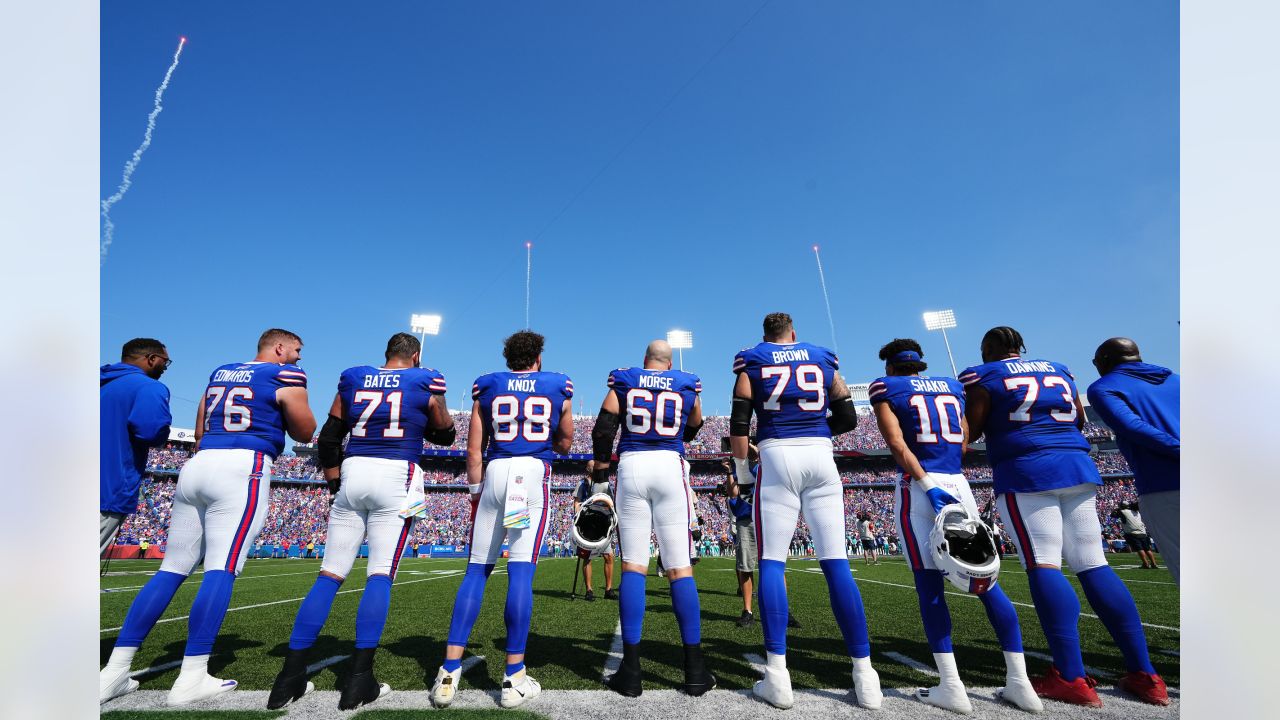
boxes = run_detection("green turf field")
[100,552,1179,698]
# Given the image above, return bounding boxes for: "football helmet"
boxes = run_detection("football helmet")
[572,493,617,553]
[929,503,1001,594]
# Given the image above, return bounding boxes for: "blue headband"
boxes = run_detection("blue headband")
[891,350,921,364]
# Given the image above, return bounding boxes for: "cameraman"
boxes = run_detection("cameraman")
[1112,500,1159,570]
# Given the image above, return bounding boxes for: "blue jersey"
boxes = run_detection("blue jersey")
[868,374,965,475]
[473,371,573,460]
[733,341,839,442]
[608,367,702,454]
[959,356,1097,493]
[339,366,447,462]
[199,361,308,458]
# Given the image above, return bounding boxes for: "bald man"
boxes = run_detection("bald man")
[591,340,715,697]
[1087,338,1180,583]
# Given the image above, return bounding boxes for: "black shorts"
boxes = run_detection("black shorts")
[1124,533,1153,552]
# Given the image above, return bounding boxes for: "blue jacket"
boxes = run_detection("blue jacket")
[101,363,172,515]
[1086,362,1179,495]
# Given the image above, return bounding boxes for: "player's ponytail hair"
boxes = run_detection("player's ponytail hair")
[503,330,545,371]
[981,326,1026,359]
[877,338,928,374]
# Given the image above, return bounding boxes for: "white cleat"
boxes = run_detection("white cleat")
[99,667,139,704]
[916,683,973,715]
[996,679,1044,713]
[166,671,238,706]
[852,659,883,710]
[500,672,541,708]
[429,666,462,708]
[997,651,1044,713]
[752,666,794,710]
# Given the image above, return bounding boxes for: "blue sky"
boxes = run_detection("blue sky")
[101,1,1178,429]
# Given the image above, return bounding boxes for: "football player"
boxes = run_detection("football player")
[100,329,317,706]
[429,330,573,709]
[870,338,1041,713]
[961,326,1168,707]
[267,333,455,710]
[591,339,716,697]
[731,313,881,710]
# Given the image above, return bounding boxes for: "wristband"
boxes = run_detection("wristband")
[733,457,754,484]
[469,483,483,496]
[915,473,938,491]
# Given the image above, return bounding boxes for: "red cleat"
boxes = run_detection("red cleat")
[1118,671,1171,706]
[1031,666,1102,707]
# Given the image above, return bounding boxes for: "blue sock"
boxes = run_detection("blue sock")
[288,575,342,650]
[979,583,1024,652]
[503,562,536,655]
[669,576,702,645]
[620,571,646,645]
[1078,566,1155,673]
[116,570,186,648]
[820,558,871,658]
[506,661,525,676]
[355,574,392,649]
[446,563,494,648]
[442,658,462,672]
[1026,567,1085,680]
[912,570,952,653]
[185,569,236,656]
[758,560,789,655]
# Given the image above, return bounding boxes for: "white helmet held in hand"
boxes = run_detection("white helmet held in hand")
[929,503,1001,594]
[572,493,617,554]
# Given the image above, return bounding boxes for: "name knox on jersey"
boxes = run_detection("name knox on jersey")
[508,378,537,392]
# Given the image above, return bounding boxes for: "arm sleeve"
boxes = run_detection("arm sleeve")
[1086,385,1180,458]
[128,383,173,446]
[317,414,347,469]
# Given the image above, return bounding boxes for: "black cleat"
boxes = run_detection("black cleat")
[787,612,802,628]
[736,610,755,628]
[604,588,618,601]
[584,590,596,602]
[682,644,717,696]
[338,648,390,710]
[266,648,313,709]
[604,643,643,697]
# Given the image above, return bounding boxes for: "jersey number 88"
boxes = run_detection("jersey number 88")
[491,395,553,442]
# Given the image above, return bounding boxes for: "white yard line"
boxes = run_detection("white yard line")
[743,652,766,677]
[129,660,182,678]
[1023,651,1114,679]
[101,569,466,633]
[601,620,624,680]
[461,655,486,673]
[792,568,1180,633]
[102,570,327,594]
[883,651,939,677]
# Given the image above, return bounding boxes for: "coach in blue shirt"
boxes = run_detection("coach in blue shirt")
[1086,338,1180,584]
[101,338,173,555]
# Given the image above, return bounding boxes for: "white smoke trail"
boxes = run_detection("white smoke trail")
[100,37,187,265]
[525,242,532,328]
[813,245,839,353]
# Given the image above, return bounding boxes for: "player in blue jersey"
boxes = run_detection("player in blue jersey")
[730,313,881,710]
[100,329,317,706]
[870,338,1041,714]
[430,330,574,710]
[961,326,1168,707]
[267,333,456,710]
[590,339,716,698]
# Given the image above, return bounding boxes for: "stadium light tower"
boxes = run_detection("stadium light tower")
[667,329,693,371]
[410,314,442,365]
[922,309,959,378]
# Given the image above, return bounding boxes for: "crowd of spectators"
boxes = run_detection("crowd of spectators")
[115,471,1141,560]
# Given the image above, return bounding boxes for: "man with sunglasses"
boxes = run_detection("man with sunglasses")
[100,338,173,556]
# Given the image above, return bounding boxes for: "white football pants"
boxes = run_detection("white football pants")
[615,450,695,569]
[997,482,1107,572]
[469,457,550,564]
[322,456,421,579]
[160,448,273,576]
[755,438,848,562]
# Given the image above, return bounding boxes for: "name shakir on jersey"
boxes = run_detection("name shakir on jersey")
[909,378,953,393]
[770,348,811,363]
[508,378,537,392]
[1003,360,1056,374]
